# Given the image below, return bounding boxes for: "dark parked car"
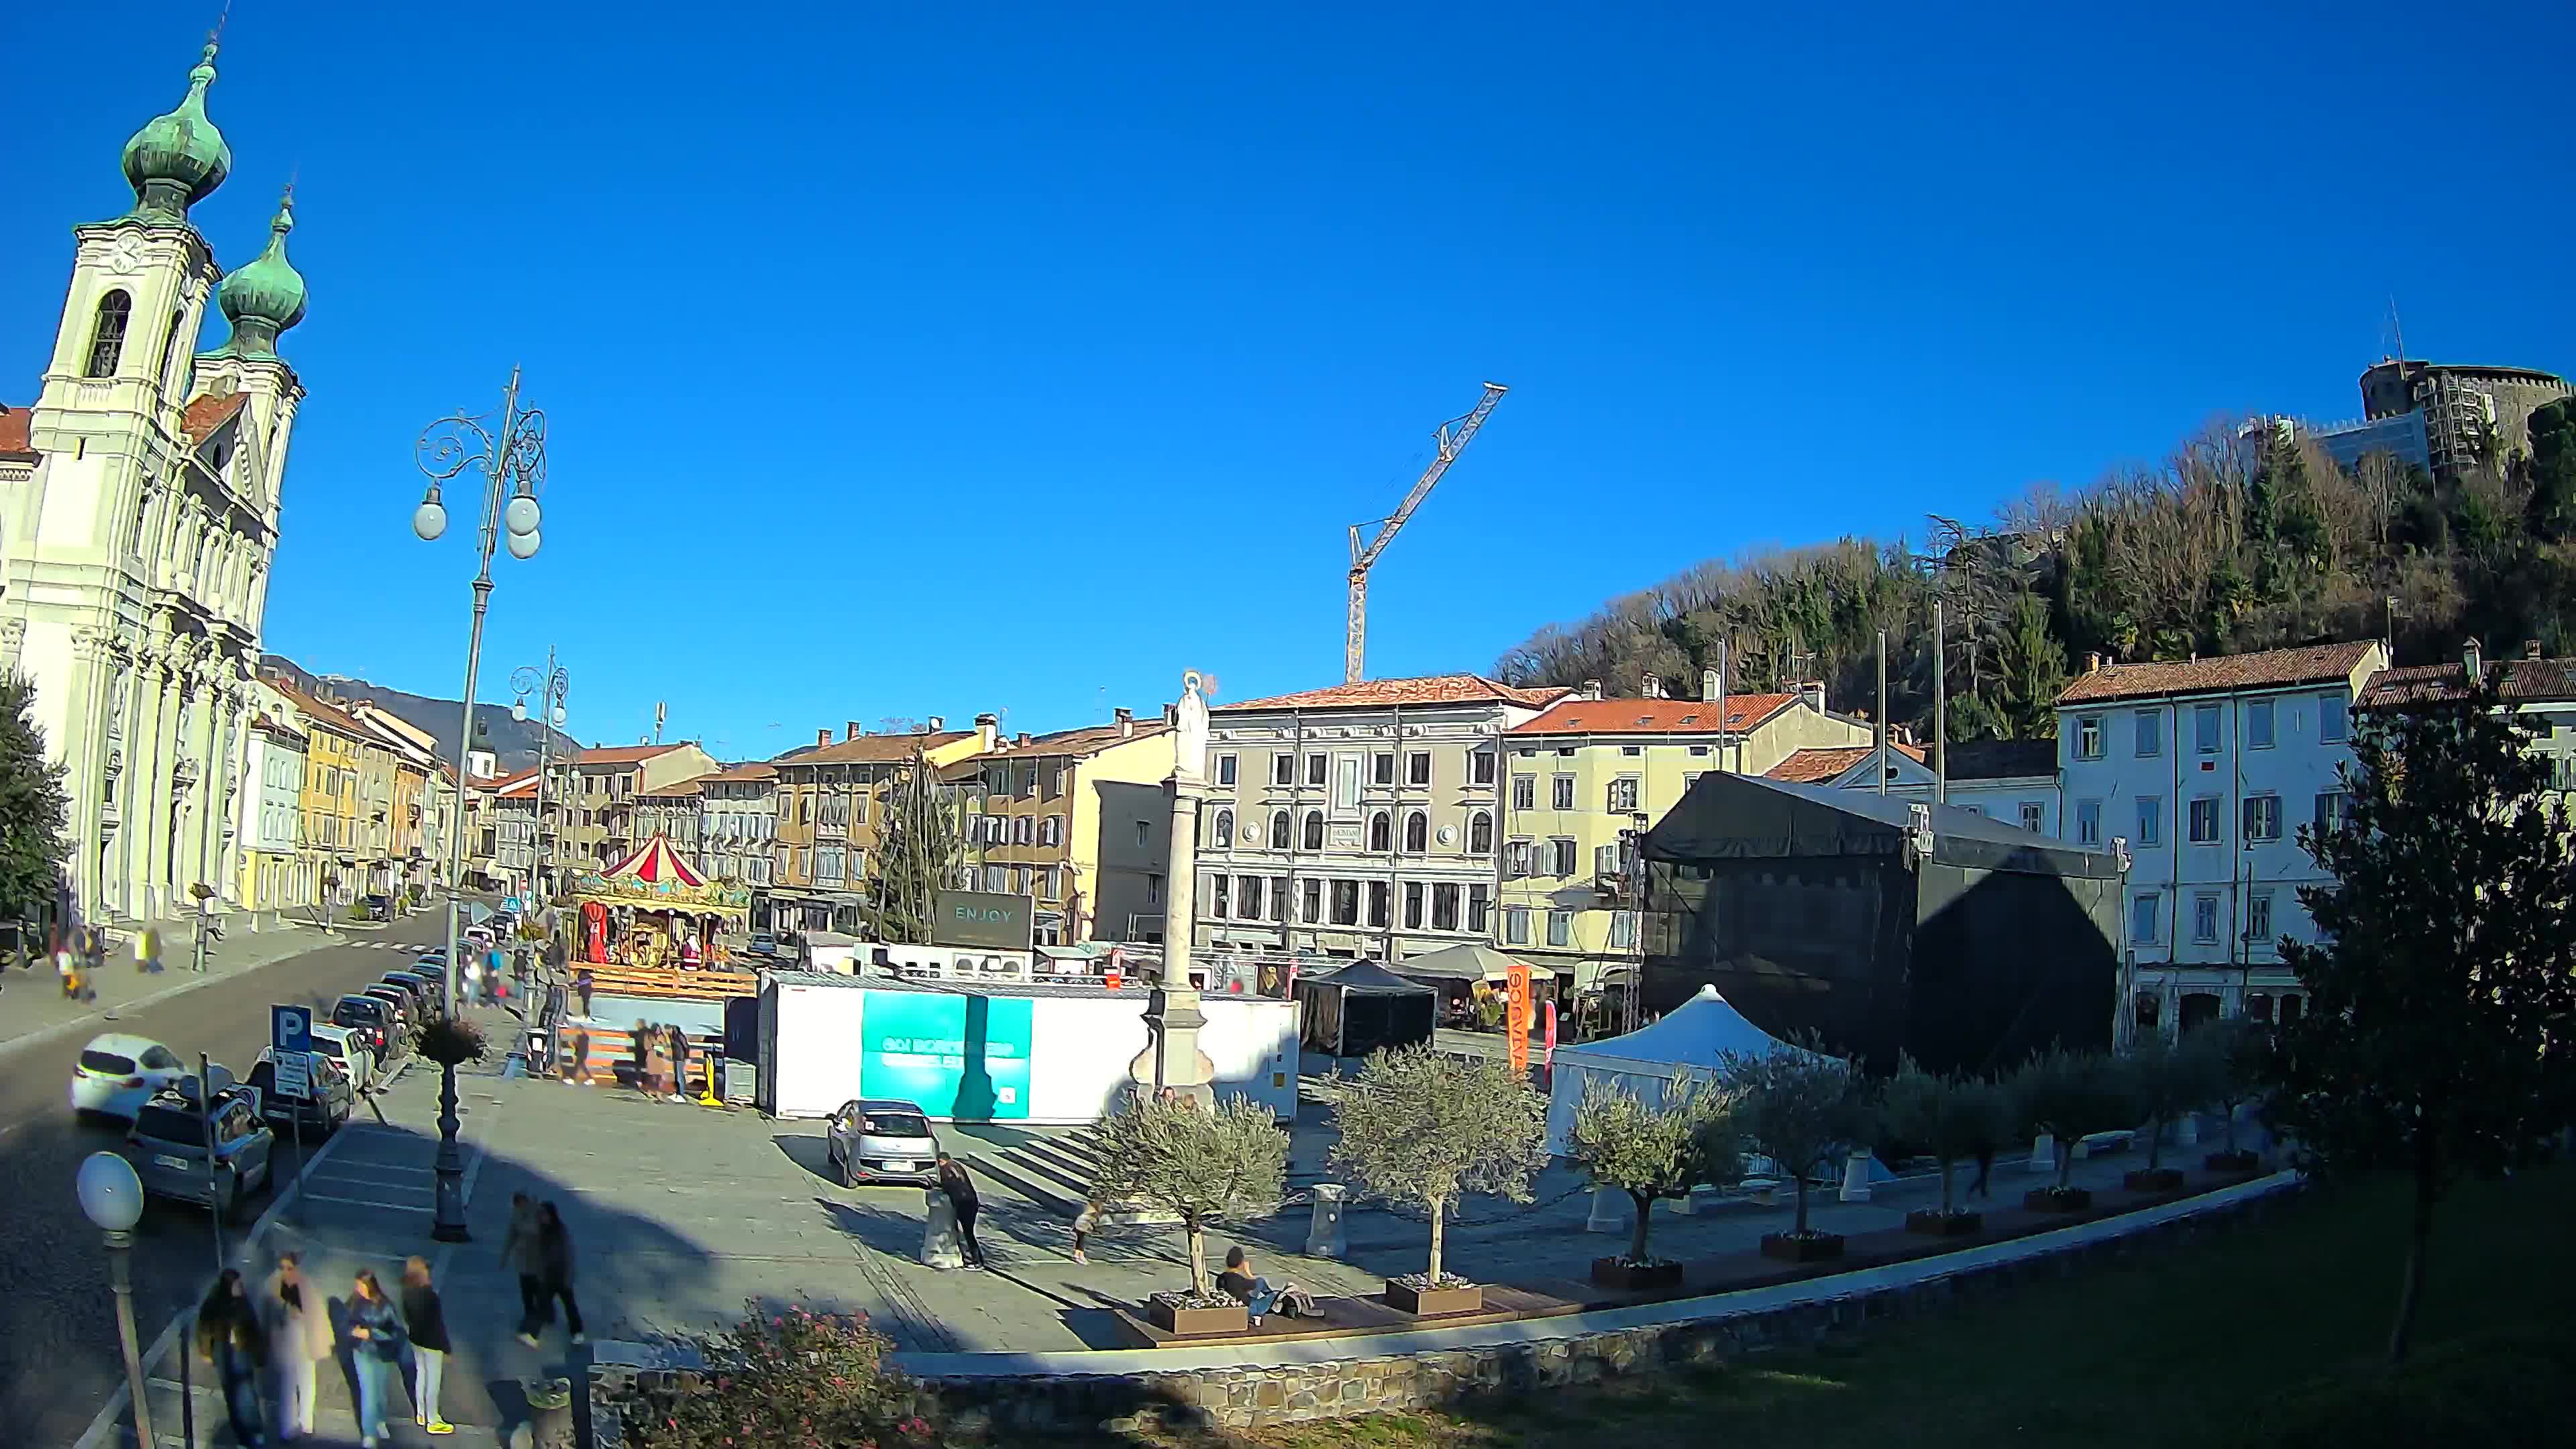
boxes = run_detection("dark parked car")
[331,995,396,1059]
[373,973,433,1018]
[248,1053,354,1135]
[385,969,447,1012]
[124,1083,273,1218]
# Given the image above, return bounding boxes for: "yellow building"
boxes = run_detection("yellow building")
[1497,675,1872,989]
[956,710,1175,944]
[769,720,994,933]
[274,681,396,904]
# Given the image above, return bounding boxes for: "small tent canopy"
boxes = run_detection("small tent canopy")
[1296,959,1437,1058]
[1393,943,1522,985]
[1544,984,1824,1154]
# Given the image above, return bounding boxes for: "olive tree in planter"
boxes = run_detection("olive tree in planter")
[1721,1043,1875,1263]
[1090,1091,1288,1336]
[1564,1072,1744,1289]
[2011,1047,2137,1212]
[2193,1019,2269,1173]
[2121,1033,2213,1191]
[1328,1044,1550,1316]
[1879,1056,2006,1236]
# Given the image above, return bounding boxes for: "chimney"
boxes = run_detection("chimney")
[1800,681,1825,714]
[1702,667,1721,702]
[2463,637,2483,680]
[816,728,832,748]
[974,712,999,751]
[925,715,945,732]
[1642,673,1664,700]
[1114,706,1134,737]
[2084,651,2102,674]
[1015,732,1032,747]
[845,720,862,741]
[2526,639,2543,661]
[1580,678,1603,701]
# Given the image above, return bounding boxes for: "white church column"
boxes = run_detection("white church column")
[120,645,171,920]
[180,672,220,900]
[63,627,112,918]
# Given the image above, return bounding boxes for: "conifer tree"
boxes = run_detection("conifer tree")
[0,672,72,919]
[861,747,960,944]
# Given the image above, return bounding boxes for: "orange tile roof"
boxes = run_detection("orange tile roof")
[572,743,693,767]
[1509,692,1799,737]
[180,392,249,444]
[780,731,973,767]
[1216,674,1568,712]
[2359,655,2576,707]
[2055,641,2380,706]
[269,679,373,742]
[982,720,1170,759]
[1766,743,1927,784]
[0,403,34,458]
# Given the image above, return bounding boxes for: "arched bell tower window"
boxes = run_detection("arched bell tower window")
[86,290,133,378]
[156,310,184,391]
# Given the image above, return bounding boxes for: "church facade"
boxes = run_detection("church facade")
[0,42,310,924]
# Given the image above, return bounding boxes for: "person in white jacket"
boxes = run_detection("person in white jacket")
[263,1252,332,1440]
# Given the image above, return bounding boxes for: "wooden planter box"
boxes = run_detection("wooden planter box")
[1384,1279,1485,1317]
[1904,1208,1984,1236]
[2024,1187,2094,1212]
[1759,1231,1845,1263]
[2204,1150,2261,1173]
[1590,1256,1686,1291]
[1145,1298,1248,1337]
[2123,1167,2186,1192]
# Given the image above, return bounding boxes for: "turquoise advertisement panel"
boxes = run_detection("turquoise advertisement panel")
[859,992,1034,1120]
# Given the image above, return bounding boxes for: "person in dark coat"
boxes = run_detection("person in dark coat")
[935,1152,985,1269]
[504,1193,547,1342]
[197,1268,268,1446]
[526,1201,585,1345]
[400,1256,455,1434]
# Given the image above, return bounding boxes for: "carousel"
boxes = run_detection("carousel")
[564,834,753,969]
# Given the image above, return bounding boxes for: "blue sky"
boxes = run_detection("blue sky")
[6,3,2569,760]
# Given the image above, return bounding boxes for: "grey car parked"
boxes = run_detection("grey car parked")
[124,1083,274,1218]
[825,1098,942,1187]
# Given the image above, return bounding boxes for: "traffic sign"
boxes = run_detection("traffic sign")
[272,1004,313,1101]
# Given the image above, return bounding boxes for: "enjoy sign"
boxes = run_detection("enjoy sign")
[930,889,1034,951]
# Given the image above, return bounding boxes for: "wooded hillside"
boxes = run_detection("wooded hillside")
[1491,400,2576,742]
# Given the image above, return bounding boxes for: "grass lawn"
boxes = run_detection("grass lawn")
[1134,1164,2575,1449]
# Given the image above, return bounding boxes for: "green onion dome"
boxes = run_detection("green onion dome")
[121,44,231,223]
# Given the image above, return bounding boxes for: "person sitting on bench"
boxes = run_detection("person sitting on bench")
[1216,1246,1317,1322]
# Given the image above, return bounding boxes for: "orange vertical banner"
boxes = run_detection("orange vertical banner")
[1505,961,1533,1077]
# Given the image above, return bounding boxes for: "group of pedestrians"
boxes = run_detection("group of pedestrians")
[631,1021,698,1101]
[193,1199,583,1446]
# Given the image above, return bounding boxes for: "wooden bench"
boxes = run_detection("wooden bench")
[579,965,760,1002]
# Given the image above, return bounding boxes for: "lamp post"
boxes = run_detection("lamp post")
[414,368,547,1243]
[78,1152,154,1449]
[512,650,570,901]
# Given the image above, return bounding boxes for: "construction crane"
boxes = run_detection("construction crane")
[1344,382,1508,684]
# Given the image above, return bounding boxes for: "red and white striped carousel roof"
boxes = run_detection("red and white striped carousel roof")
[602,834,705,888]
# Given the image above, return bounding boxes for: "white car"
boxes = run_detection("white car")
[72,1033,193,1118]
[308,1023,377,1089]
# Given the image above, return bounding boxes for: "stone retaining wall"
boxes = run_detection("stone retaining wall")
[590,1180,2296,1442]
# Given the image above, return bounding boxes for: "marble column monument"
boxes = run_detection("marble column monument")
[1128,671,1219,1108]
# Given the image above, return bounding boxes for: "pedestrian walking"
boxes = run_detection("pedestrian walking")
[345,1270,405,1448]
[262,1252,330,1440]
[936,1152,986,1269]
[564,1028,592,1086]
[504,1193,547,1342]
[521,1201,586,1346]
[574,967,594,1020]
[400,1256,455,1435]
[666,1025,692,1103]
[197,1269,269,1446]
[1071,1196,1102,1265]
[136,923,163,975]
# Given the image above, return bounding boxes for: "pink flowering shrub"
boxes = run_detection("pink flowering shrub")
[621,1302,932,1449]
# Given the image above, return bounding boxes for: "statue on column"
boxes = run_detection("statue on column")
[1175,670,1210,786]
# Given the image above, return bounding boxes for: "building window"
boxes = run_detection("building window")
[1468,810,1493,853]
[1504,839,1532,877]
[2319,694,2348,744]
[1270,810,1291,849]
[1368,811,1391,852]
[1470,751,1495,786]
[1302,810,1325,851]
[1503,906,1530,945]
[983,864,1006,892]
[2247,889,2273,946]
[1403,812,1428,853]
[1373,751,1395,786]
[2313,790,2351,837]
[1551,775,1575,810]
[1607,910,1636,949]
[2076,716,2104,760]
[1307,753,1328,786]
[1404,881,1425,929]
[1274,752,1296,786]
[2019,801,2045,833]
[1431,883,1460,930]
[1211,874,1231,918]
[1367,880,1389,927]
[1512,775,1536,811]
[2134,710,2162,758]
[2188,796,2221,845]
[1146,873,1163,906]
[2076,798,2102,846]
[2135,797,2163,848]
[2130,893,2159,945]
[1407,751,1432,786]
[1546,910,1572,947]
[1216,753,1237,786]
[2192,892,2220,944]
[2195,704,2221,754]
[1212,809,1233,849]
[2246,699,2276,750]
[2243,794,2282,843]
[1301,878,1322,922]
[1551,837,1579,876]
[1468,883,1490,933]
[1240,875,1265,920]
[1606,777,1639,812]
[1272,876,1291,922]
[1134,819,1150,848]
[86,289,133,378]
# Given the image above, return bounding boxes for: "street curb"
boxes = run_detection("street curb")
[71,1057,415,1449]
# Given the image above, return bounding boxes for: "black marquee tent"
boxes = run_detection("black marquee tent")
[1295,960,1438,1058]
[1640,771,2125,1077]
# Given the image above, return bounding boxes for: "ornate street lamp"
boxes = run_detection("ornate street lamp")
[77,1152,154,1448]
[512,650,571,901]
[413,367,547,1242]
